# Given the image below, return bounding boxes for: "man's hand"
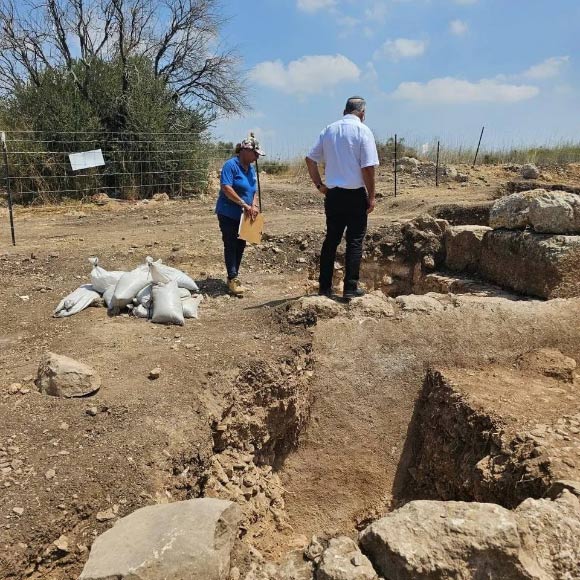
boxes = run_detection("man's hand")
[367,196,376,214]
[318,184,329,195]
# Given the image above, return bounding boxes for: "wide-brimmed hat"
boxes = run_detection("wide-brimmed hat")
[240,135,266,156]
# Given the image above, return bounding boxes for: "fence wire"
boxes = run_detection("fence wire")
[0,131,234,204]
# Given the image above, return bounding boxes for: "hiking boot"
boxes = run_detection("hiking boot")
[343,288,365,301]
[227,277,245,297]
[318,287,332,298]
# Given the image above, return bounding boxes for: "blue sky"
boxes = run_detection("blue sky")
[213,0,580,158]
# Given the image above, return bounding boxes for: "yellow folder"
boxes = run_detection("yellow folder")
[238,212,265,244]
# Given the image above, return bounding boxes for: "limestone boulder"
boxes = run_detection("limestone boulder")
[80,498,241,580]
[397,156,420,171]
[349,291,395,318]
[359,500,536,580]
[479,230,580,299]
[36,352,101,398]
[515,491,580,579]
[286,296,343,325]
[316,536,378,580]
[402,215,449,262]
[444,225,492,273]
[521,163,540,179]
[528,190,580,234]
[489,190,545,230]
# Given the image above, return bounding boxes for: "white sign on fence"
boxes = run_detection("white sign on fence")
[69,149,105,171]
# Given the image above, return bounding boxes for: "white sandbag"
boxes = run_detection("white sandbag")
[102,285,115,309]
[53,284,101,318]
[89,257,125,294]
[110,258,152,311]
[132,304,150,319]
[182,294,203,319]
[179,287,192,300]
[151,280,184,326]
[149,259,199,292]
[134,283,153,307]
[136,281,191,305]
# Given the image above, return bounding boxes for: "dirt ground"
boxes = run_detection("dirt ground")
[1,163,580,578]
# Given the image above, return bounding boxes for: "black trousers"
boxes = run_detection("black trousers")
[218,213,246,280]
[319,187,368,294]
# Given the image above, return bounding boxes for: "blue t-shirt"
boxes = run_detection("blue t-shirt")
[215,157,257,219]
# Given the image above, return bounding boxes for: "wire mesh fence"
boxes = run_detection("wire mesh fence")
[0,130,234,204]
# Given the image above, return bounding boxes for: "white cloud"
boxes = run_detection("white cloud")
[523,56,570,80]
[297,0,336,12]
[450,19,468,36]
[374,38,426,61]
[392,77,539,104]
[364,2,388,22]
[249,55,360,95]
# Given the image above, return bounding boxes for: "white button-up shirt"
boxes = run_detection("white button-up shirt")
[307,114,379,189]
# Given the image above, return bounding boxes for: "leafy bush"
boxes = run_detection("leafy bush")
[376,137,418,164]
[258,160,289,175]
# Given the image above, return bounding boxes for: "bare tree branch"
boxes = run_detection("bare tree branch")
[0,0,246,115]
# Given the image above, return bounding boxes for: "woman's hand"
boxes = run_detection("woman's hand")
[243,203,259,221]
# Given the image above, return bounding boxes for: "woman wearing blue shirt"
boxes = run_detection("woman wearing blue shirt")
[215,136,265,296]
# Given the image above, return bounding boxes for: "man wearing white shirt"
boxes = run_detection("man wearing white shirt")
[305,96,379,300]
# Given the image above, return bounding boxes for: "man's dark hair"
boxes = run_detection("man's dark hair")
[344,96,366,115]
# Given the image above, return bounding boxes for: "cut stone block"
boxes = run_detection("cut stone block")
[445,225,491,273]
[479,230,580,299]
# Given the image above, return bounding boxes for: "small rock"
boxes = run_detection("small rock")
[13,507,24,516]
[54,535,69,552]
[86,407,98,417]
[148,368,161,380]
[96,508,116,522]
[45,469,56,480]
[8,383,21,395]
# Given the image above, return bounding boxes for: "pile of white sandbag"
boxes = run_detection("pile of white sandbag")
[53,257,202,326]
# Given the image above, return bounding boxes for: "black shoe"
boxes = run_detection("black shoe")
[318,288,332,298]
[343,288,365,301]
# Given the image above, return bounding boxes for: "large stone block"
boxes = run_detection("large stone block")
[490,190,580,234]
[489,190,544,230]
[80,498,241,580]
[444,225,491,273]
[479,230,580,299]
[528,191,580,234]
[360,501,534,580]
[360,493,580,580]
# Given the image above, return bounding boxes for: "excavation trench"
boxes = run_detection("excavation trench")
[193,277,580,572]
[162,220,580,571]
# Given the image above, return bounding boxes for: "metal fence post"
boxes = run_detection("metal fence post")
[435,140,440,187]
[1,132,16,246]
[394,134,398,198]
[472,126,485,168]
